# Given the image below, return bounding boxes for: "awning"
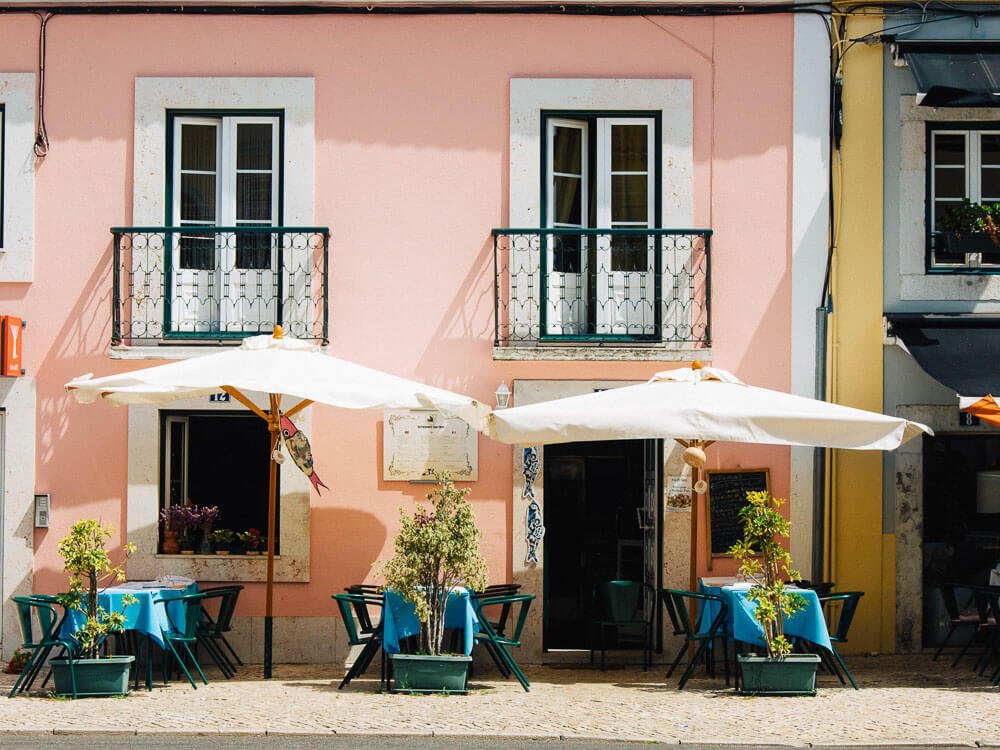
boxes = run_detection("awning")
[887,314,1000,397]
[900,43,1000,107]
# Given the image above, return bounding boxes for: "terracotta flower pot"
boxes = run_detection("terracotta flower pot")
[162,529,180,555]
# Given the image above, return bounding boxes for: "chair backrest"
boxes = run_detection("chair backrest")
[593,580,652,624]
[156,592,211,639]
[332,593,370,646]
[12,596,61,648]
[940,582,963,622]
[471,584,521,635]
[474,593,533,645]
[967,584,1000,625]
[818,591,864,642]
[661,588,726,640]
[198,585,243,636]
[344,584,383,634]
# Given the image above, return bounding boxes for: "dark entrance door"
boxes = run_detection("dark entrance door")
[542,439,660,650]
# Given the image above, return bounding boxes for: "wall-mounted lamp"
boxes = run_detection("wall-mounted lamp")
[495,381,511,410]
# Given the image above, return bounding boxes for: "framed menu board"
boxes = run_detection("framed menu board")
[706,468,770,557]
[383,409,477,482]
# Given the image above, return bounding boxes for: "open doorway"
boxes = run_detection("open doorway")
[542,439,660,651]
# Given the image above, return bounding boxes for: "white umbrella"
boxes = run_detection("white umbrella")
[485,363,931,590]
[66,328,490,677]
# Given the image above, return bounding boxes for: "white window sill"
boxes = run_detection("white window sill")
[493,345,712,362]
[110,343,328,361]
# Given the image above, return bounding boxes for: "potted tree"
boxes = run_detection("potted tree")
[51,519,137,697]
[728,490,821,696]
[379,473,488,693]
[935,199,1000,254]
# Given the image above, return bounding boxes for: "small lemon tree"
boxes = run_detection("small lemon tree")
[380,473,488,656]
[57,519,136,660]
[728,491,806,658]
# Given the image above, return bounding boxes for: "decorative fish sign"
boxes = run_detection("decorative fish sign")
[279,414,329,494]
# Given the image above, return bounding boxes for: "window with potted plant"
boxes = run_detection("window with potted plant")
[377,472,488,693]
[728,490,821,696]
[237,528,263,555]
[53,519,137,697]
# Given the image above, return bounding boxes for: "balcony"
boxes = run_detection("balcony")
[492,228,711,354]
[112,226,329,347]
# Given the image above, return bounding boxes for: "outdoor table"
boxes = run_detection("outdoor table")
[381,588,479,655]
[60,578,198,647]
[699,579,832,652]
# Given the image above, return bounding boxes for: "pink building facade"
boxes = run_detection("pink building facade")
[0,4,830,663]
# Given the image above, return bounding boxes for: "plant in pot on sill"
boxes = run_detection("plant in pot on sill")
[210,528,234,555]
[936,199,1000,254]
[728,490,820,696]
[53,519,138,698]
[166,504,203,554]
[378,472,488,694]
[237,528,263,555]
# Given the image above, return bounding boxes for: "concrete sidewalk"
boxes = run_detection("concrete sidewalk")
[0,654,997,746]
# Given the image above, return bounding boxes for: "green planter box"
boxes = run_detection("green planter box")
[50,655,135,698]
[390,653,471,694]
[737,653,820,696]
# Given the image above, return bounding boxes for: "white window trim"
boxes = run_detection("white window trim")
[899,98,1000,301]
[127,399,311,583]
[507,79,694,355]
[0,73,35,282]
[134,77,313,229]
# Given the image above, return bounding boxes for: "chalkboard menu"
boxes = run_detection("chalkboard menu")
[706,469,770,556]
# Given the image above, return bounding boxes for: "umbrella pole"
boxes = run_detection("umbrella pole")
[264,394,281,679]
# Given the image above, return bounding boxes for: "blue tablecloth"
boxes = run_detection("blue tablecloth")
[60,580,198,648]
[699,581,832,652]
[381,589,479,655]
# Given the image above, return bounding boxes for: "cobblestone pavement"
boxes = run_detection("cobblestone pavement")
[0,655,998,745]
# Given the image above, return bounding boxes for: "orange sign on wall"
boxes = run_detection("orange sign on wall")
[1,316,24,376]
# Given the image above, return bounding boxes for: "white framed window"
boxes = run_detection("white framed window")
[928,126,1000,269]
[167,111,282,335]
[543,114,658,336]
[160,411,278,553]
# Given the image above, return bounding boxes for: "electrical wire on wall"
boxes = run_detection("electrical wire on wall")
[33,11,51,158]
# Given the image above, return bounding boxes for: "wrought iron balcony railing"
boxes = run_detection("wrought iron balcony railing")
[492,228,711,347]
[112,226,329,346]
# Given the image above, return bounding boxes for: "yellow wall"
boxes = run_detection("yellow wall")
[828,11,892,653]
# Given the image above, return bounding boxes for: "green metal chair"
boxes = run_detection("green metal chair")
[472,593,533,692]
[660,588,729,690]
[817,591,864,689]
[9,595,78,699]
[198,584,244,669]
[590,581,655,670]
[196,586,243,679]
[153,591,211,689]
[331,592,385,690]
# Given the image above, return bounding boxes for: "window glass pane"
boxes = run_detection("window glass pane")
[935,200,964,227]
[933,133,966,166]
[553,176,582,225]
[934,167,966,200]
[983,134,1000,166]
[611,125,648,172]
[236,231,272,270]
[552,235,583,274]
[237,123,273,170]
[181,124,217,171]
[167,421,186,505]
[610,235,648,273]
[982,168,1000,201]
[553,126,582,175]
[611,175,648,222]
[181,174,216,222]
[237,173,272,222]
[179,234,215,271]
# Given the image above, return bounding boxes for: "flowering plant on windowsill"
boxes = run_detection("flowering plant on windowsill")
[937,199,1000,246]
